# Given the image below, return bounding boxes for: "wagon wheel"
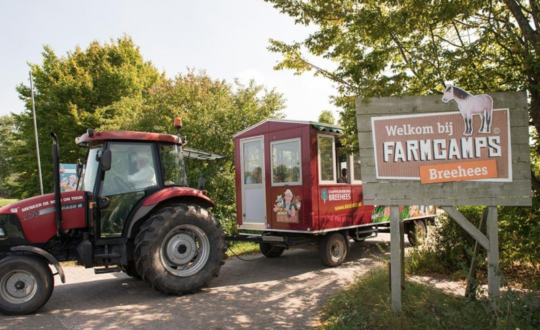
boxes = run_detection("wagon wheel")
[260,243,285,258]
[407,220,427,246]
[319,232,349,267]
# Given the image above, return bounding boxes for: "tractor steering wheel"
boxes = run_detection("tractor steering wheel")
[114,175,133,191]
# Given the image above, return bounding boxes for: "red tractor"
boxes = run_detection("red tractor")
[0,121,227,315]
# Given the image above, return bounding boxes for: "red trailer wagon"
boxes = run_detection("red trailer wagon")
[232,119,435,266]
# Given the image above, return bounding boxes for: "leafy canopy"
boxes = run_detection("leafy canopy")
[265,0,540,150]
[8,37,286,231]
[11,36,162,198]
[318,110,335,124]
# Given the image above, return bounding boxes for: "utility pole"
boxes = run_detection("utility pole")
[30,71,44,195]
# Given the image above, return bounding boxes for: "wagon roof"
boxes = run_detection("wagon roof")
[233,119,343,138]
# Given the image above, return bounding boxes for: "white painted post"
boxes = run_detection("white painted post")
[390,205,401,314]
[486,206,500,299]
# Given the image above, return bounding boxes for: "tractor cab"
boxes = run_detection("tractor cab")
[76,129,223,240]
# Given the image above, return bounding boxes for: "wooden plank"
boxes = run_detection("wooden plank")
[390,206,402,314]
[466,208,487,300]
[442,207,490,250]
[486,206,501,299]
[355,92,527,116]
[362,180,531,198]
[509,109,530,126]
[511,129,531,145]
[490,92,528,110]
[357,115,373,132]
[357,132,373,145]
[363,195,533,206]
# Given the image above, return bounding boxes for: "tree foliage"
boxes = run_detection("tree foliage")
[318,110,335,124]
[265,0,540,283]
[0,115,16,182]
[104,70,286,231]
[0,115,20,195]
[8,36,286,232]
[11,36,162,198]
[265,0,540,150]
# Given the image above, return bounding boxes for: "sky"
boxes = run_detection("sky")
[0,0,340,122]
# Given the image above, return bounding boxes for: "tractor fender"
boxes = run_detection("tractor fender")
[10,245,66,283]
[126,187,215,238]
[142,187,215,208]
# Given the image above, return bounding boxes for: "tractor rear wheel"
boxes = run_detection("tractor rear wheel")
[0,256,54,315]
[121,261,141,280]
[134,204,226,295]
[319,232,349,267]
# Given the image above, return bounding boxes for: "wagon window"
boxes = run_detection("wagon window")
[352,153,362,184]
[243,140,263,185]
[318,135,336,184]
[271,138,302,186]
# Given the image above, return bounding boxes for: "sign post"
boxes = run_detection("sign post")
[356,91,531,313]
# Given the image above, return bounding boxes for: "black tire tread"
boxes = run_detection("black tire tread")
[0,255,54,315]
[319,232,349,267]
[133,204,226,295]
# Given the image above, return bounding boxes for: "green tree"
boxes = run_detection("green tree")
[265,0,540,284]
[104,70,286,231]
[0,115,20,196]
[318,110,335,124]
[0,115,15,181]
[12,36,161,198]
[265,0,539,151]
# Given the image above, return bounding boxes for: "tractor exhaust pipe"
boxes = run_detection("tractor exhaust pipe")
[51,132,67,237]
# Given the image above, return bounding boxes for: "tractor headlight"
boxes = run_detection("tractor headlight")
[0,227,5,238]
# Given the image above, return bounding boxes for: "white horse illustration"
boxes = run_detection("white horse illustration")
[441,85,493,136]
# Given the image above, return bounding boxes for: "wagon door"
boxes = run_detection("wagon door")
[240,137,266,228]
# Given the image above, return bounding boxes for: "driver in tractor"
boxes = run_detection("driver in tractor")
[110,151,157,192]
[127,152,157,189]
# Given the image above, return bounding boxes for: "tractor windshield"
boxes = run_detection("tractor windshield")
[160,143,188,186]
[81,145,102,192]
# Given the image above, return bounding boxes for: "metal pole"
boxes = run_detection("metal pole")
[29,72,44,195]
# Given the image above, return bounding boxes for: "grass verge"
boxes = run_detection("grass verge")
[320,267,539,330]
[226,241,260,257]
[0,199,17,207]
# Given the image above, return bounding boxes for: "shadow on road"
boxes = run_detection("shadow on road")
[2,237,393,330]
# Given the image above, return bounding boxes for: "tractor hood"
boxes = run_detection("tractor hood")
[0,191,88,243]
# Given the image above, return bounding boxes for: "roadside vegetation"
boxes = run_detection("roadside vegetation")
[0,198,17,208]
[225,241,260,258]
[406,196,540,291]
[320,267,539,330]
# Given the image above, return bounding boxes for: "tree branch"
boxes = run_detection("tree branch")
[503,0,540,45]
[389,32,421,79]
[531,0,540,31]
[292,50,356,89]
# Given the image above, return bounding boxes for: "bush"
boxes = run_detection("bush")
[406,194,540,289]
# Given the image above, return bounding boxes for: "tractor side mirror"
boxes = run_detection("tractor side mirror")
[101,149,112,171]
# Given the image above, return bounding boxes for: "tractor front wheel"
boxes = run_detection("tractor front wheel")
[134,204,226,295]
[0,256,54,315]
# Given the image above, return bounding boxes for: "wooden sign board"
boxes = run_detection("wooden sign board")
[356,92,532,206]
